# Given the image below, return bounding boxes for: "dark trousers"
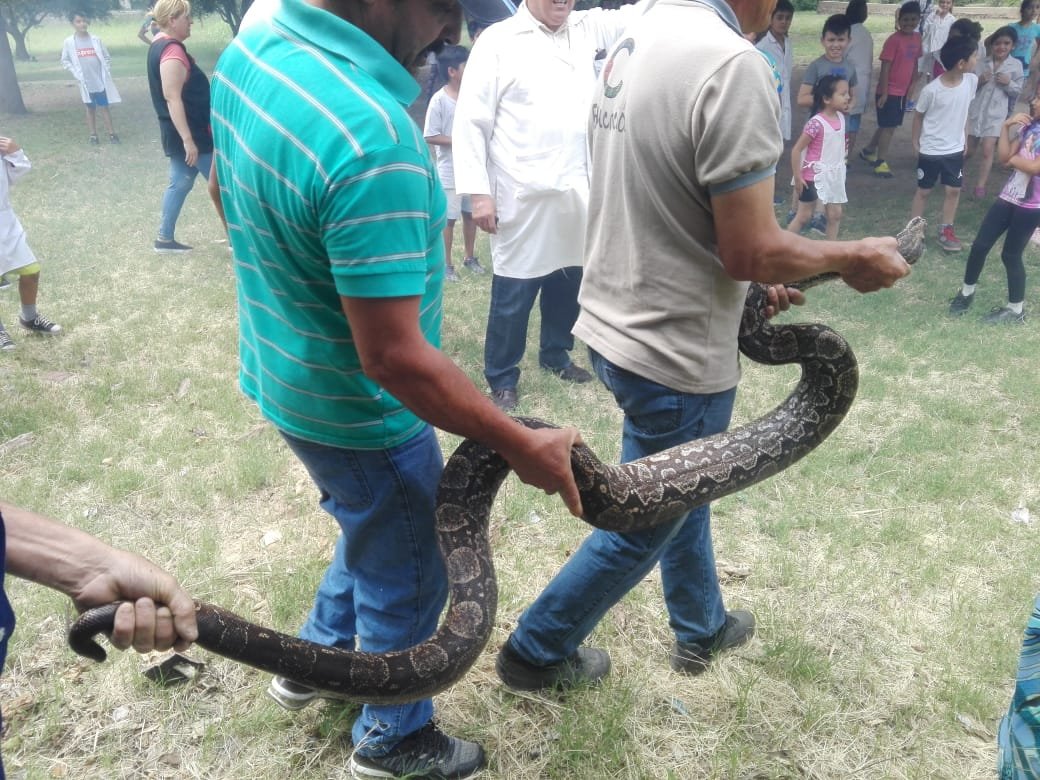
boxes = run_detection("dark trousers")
[964,199,1040,304]
[483,266,582,392]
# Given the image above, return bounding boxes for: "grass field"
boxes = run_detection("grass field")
[1,9,1039,780]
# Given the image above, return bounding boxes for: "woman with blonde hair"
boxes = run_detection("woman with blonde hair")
[147,0,212,254]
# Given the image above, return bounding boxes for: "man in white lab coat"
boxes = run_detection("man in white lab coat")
[452,0,643,411]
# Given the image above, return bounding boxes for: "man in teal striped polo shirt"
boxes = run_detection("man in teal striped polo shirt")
[209,1,584,778]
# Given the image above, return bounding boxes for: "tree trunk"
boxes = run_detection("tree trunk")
[8,27,29,62]
[0,16,26,115]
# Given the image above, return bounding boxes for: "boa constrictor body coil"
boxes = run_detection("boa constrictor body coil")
[69,218,925,705]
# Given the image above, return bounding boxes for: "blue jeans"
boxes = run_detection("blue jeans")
[483,266,582,392]
[510,350,736,664]
[280,426,448,755]
[158,151,212,242]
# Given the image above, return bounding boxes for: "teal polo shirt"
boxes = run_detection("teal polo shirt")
[211,0,447,450]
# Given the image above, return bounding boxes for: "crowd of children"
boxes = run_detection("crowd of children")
[766,0,1040,325]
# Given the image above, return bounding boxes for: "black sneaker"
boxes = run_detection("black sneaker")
[89,135,99,146]
[0,328,14,351]
[495,639,611,692]
[349,721,486,779]
[949,291,974,316]
[543,363,593,383]
[983,305,1026,324]
[490,388,518,412]
[463,256,486,275]
[109,133,120,144]
[154,238,193,254]
[19,315,61,334]
[670,610,756,675]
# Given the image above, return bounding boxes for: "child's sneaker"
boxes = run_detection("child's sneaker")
[89,135,99,146]
[949,291,974,316]
[463,256,486,275]
[983,305,1026,324]
[19,314,61,334]
[859,148,878,164]
[873,160,893,178]
[0,328,14,351]
[809,213,828,235]
[937,225,963,252]
[444,266,460,283]
[109,133,120,144]
[904,99,916,113]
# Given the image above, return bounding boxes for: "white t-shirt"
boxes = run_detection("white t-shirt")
[423,87,457,190]
[916,72,978,156]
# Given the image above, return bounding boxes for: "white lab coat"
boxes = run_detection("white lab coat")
[453,0,643,279]
[0,150,36,276]
[60,33,122,105]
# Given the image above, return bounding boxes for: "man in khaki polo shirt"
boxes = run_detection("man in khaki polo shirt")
[494,0,912,692]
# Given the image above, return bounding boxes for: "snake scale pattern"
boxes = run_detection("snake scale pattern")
[69,219,925,705]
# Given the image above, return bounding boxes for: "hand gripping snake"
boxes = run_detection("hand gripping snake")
[68,218,925,705]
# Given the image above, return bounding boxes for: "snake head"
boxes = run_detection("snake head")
[896,216,927,265]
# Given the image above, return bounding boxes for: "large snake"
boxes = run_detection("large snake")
[69,218,925,705]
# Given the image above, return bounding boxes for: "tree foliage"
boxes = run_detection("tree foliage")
[193,0,253,36]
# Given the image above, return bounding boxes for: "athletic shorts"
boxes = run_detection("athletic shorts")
[876,95,906,128]
[916,151,964,190]
[847,113,862,133]
[797,180,819,203]
[88,90,109,108]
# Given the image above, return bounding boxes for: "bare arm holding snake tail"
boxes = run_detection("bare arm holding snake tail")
[1,501,197,653]
[713,177,911,290]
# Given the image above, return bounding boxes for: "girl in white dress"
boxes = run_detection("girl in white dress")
[787,76,851,240]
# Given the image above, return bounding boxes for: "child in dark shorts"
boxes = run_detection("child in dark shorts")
[859,1,923,177]
[910,37,980,251]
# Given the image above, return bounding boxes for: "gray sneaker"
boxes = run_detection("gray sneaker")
[349,721,486,779]
[670,610,756,674]
[463,256,486,275]
[983,305,1026,324]
[495,639,610,692]
[154,238,192,254]
[0,328,14,351]
[266,676,353,710]
[949,291,974,316]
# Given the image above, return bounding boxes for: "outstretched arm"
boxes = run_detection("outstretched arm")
[1,502,198,654]
[712,178,910,292]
